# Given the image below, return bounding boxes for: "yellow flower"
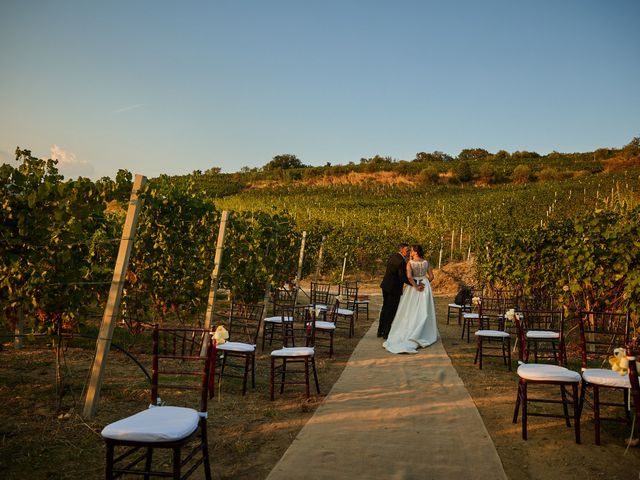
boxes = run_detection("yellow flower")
[212,325,229,345]
[609,348,630,376]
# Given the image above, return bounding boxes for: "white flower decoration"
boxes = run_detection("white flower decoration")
[212,325,229,345]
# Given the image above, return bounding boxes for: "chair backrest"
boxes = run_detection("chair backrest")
[520,289,555,311]
[517,309,566,364]
[520,308,564,333]
[227,302,265,345]
[341,284,358,306]
[577,310,630,368]
[310,281,332,305]
[271,285,297,315]
[151,326,215,412]
[478,296,504,330]
[283,305,316,348]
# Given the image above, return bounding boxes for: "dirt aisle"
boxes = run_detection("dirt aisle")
[266,318,508,480]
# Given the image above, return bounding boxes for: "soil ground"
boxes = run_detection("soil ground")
[1,265,640,479]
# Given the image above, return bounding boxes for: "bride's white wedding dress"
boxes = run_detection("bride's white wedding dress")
[383,260,438,354]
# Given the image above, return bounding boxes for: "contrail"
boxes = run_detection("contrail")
[113,103,144,114]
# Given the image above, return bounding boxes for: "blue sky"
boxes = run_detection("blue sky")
[1,1,638,179]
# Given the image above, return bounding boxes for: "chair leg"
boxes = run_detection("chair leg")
[513,382,521,424]
[172,446,181,480]
[251,354,256,388]
[241,355,250,396]
[521,380,528,440]
[105,442,114,480]
[144,447,153,480]
[329,332,334,358]
[280,359,287,394]
[270,357,275,401]
[572,383,581,444]
[594,386,601,445]
[560,385,571,427]
[200,421,212,480]
[312,357,320,394]
[304,358,310,398]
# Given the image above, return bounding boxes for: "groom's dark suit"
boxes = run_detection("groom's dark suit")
[378,251,409,338]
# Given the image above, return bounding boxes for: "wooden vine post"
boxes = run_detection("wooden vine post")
[83,174,147,418]
[293,231,307,306]
[314,235,326,282]
[203,210,230,332]
[340,250,348,283]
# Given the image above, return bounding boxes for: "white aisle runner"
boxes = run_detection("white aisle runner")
[267,322,508,480]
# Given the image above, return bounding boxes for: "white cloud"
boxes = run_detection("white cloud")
[113,103,144,114]
[50,144,96,179]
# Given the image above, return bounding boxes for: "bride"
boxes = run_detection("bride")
[383,244,438,354]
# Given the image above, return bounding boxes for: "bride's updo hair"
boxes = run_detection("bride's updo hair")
[411,244,424,258]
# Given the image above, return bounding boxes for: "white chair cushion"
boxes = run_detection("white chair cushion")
[315,321,337,330]
[517,363,581,382]
[463,313,479,319]
[217,341,255,353]
[271,346,315,357]
[582,368,631,388]
[264,315,293,324]
[448,303,463,308]
[101,406,200,442]
[337,308,354,316]
[354,300,369,304]
[475,329,510,338]
[526,330,560,339]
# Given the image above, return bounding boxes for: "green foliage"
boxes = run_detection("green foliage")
[453,161,472,182]
[221,210,300,303]
[511,164,531,184]
[457,148,490,162]
[0,148,113,334]
[263,154,305,171]
[476,205,640,313]
[418,166,440,185]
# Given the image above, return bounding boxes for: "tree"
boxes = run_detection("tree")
[263,154,305,171]
[478,163,495,184]
[205,166,221,175]
[512,164,532,184]
[453,161,472,182]
[415,151,453,162]
[418,166,440,185]
[457,148,490,162]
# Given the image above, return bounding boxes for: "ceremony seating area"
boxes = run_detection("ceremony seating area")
[453,284,637,447]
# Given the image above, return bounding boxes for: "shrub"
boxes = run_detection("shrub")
[511,164,532,184]
[418,166,440,185]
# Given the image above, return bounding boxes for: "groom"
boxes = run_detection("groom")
[377,243,411,339]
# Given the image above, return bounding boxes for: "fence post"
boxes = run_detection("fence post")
[83,174,147,418]
[14,308,24,350]
[314,235,325,282]
[340,250,348,283]
[294,231,307,306]
[203,210,230,333]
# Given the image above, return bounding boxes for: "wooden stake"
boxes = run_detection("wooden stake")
[83,174,147,418]
[340,251,348,283]
[293,231,307,306]
[314,235,326,282]
[449,230,455,261]
[14,308,24,350]
[203,210,229,332]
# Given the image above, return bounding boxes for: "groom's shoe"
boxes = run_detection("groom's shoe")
[377,332,383,338]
